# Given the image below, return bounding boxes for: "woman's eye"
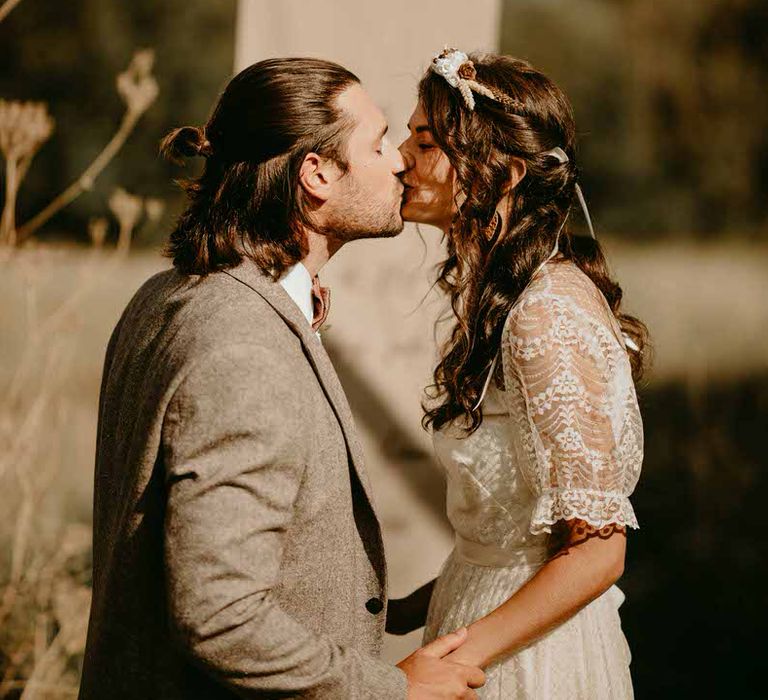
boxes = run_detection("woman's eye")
[418,144,434,151]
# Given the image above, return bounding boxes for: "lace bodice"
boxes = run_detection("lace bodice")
[433,260,643,560]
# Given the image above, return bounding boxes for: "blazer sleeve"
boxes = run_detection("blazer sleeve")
[161,342,407,699]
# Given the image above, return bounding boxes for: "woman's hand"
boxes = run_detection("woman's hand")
[386,579,437,636]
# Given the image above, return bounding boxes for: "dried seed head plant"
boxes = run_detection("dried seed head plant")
[0,0,22,24]
[0,6,162,696]
[116,49,159,118]
[7,49,159,246]
[0,101,54,162]
[144,197,165,224]
[87,217,108,249]
[108,187,144,253]
[0,244,136,696]
[0,282,92,697]
[0,101,55,246]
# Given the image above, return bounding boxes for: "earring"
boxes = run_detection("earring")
[484,211,500,240]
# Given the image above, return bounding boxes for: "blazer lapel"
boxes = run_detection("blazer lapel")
[222,260,378,511]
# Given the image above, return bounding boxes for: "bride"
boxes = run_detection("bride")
[388,49,648,699]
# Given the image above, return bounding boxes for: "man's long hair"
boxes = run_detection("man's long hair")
[160,58,359,278]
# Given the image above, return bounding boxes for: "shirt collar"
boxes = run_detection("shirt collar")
[278,262,313,327]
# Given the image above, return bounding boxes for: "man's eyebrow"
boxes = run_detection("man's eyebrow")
[407,123,431,134]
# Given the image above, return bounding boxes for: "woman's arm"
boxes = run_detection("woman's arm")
[444,521,626,668]
[386,578,437,636]
[448,280,642,669]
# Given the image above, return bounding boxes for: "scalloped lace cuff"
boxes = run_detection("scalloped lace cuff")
[530,488,639,534]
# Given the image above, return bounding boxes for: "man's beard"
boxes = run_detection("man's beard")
[321,173,404,242]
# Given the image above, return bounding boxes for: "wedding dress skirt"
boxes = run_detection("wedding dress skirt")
[423,546,633,699]
[423,262,641,699]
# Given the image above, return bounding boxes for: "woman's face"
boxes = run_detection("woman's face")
[398,102,457,231]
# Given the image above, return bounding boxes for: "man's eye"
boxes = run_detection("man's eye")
[418,144,434,151]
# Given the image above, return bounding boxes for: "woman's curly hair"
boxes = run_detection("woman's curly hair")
[421,53,649,434]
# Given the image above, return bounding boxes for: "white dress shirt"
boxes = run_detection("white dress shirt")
[279,262,314,328]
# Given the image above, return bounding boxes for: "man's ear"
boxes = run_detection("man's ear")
[299,152,342,202]
[507,156,527,192]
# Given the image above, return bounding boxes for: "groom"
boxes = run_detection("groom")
[79,58,484,699]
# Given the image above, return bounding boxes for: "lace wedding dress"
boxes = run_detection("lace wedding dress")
[423,260,642,699]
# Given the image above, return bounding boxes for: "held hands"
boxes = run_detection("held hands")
[397,627,486,699]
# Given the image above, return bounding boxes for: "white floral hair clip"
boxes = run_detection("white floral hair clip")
[430,47,523,112]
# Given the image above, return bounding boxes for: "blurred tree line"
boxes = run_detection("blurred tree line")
[1,0,766,243]
[501,0,768,238]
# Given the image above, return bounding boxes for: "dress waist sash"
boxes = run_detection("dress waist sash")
[455,534,548,568]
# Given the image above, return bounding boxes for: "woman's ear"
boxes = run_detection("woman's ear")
[507,156,527,192]
[299,153,342,202]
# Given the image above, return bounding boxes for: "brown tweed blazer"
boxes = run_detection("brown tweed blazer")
[79,259,408,699]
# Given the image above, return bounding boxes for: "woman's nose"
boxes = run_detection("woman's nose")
[392,147,406,175]
[398,141,415,170]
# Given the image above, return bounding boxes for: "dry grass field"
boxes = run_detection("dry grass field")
[0,238,766,697]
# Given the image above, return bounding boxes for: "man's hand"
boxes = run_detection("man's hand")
[397,627,486,699]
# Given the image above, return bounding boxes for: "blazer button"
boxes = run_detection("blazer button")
[365,597,384,615]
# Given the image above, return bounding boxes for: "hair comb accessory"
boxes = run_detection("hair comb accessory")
[542,147,595,239]
[431,47,525,113]
[431,48,470,89]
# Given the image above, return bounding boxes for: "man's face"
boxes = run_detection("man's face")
[323,84,406,241]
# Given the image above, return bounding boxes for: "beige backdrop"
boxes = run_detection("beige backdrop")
[235,0,501,451]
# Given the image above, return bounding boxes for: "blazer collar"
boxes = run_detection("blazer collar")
[222,259,378,511]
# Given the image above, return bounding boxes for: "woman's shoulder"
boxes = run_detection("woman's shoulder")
[506,259,619,341]
[524,258,602,303]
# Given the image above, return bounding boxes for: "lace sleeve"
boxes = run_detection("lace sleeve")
[500,267,643,535]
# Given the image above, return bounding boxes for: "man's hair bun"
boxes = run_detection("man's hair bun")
[160,125,213,164]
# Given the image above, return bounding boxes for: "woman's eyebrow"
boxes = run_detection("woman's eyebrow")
[406,123,432,134]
